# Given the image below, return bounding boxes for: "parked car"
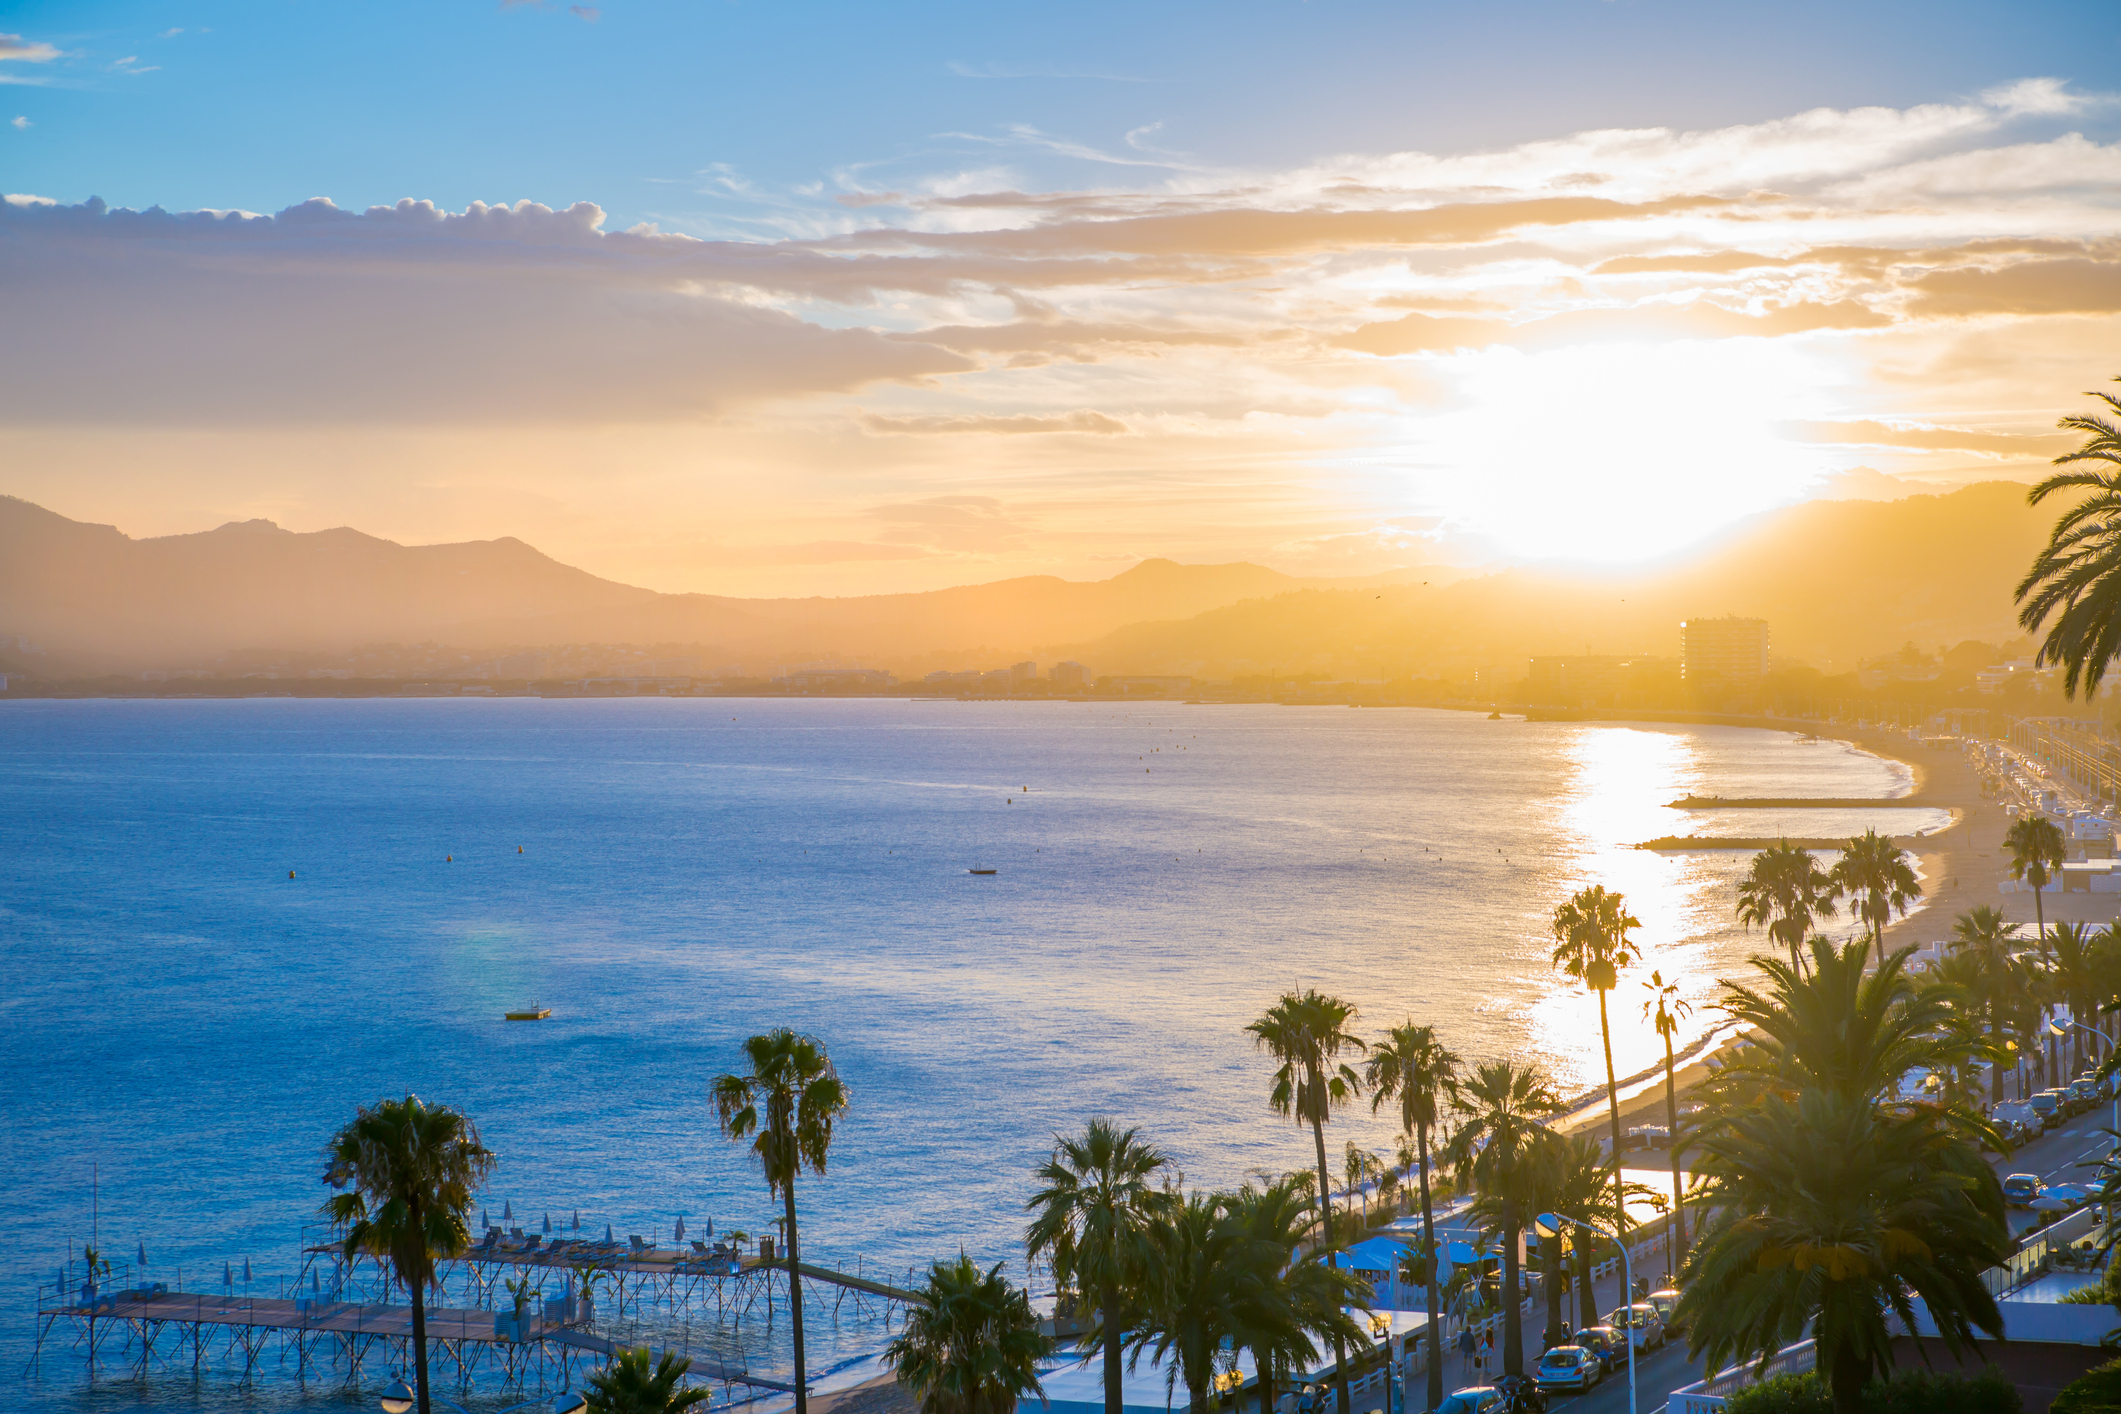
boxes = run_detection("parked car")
[1991,1101,2039,1145]
[2070,1078,2102,1107]
[2003,1173,2043,1207]
[1534,1345,1603,1394]
[1603,1303,1669,1351]
[1435,1388,1505,1414]
[2030,1090,2066,1127]
[1645,1287,1684,1335]
[1571,1326,1624,1373]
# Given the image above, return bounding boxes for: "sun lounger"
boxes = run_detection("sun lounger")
[692,1240,710,1254]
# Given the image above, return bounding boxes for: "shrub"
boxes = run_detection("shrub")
[2051,1356,2121,1413]
[1721,1367,2019,1414]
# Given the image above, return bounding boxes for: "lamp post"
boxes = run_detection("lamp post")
[380,1378,585,1414]
[1533,1213,1634,1414]
[2050,1019,2119,1142]
[1369,1312,1396,1414]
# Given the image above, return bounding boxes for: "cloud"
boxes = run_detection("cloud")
[0,34,59,63]
[159,27,184,38]
[0,196,972,425]
[1338,298,1888,355]
[10,116,25,130]
[864,495,1028,552]
[1810,465,1925,501]
[860,410,1130,435]
[569,6,600,19]
[1907,257,2121,316]
[1782,419,2073,457]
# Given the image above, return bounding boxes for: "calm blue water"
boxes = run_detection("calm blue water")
[0,699,1930,1410]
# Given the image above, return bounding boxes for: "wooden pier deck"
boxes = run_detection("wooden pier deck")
[58,1290,508,1341]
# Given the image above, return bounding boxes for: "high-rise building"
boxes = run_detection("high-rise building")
[1049,661,1086,688]
[1681,616,1769,686]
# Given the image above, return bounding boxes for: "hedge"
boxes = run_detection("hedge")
[1721,1367,2019,1414]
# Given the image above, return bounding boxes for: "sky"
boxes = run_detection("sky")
[6,0,2121,596]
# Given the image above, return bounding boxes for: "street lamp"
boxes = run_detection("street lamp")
[1368,1311,1397,1414]
[1534,1213,1634,1414]
[2049,1019,2119,1140]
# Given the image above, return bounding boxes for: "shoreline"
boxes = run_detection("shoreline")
[1555,718,1978,1144]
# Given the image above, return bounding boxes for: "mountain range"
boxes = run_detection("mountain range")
[0,482,2054,680]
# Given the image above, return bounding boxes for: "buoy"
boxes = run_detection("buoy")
[446,855,452,862]
[518,846,523,853]
[288,870,296,879]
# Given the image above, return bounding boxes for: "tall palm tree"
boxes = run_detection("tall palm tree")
[2015,377,2121,698]
[586,1347,714,1414]
[2006,813,2067,959]
[1735,841,1840,971]
[1681,1088,2009,1414]
[713,1029,850,1414]
[1914,951,2006,1106]
[1949,906,2025,1102]
[320,1095,496,1414]
[1642,971,1691,1258]
[1248,990,1365,1414]
[1363,1022,1459,1412]
[1442,1060,1564,1380]
[1125,1192,1246,1414]
[2050,922,2105,1077]
[1828,829,1921,948]
[1225,1178,1322,1414]
[1026,1119,1175,1414]
[885,1254,1054,1414]
[1550,883,1642,1231]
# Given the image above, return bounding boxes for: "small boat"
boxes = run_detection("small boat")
[967,866,998,876]
[505,1006,552,1021]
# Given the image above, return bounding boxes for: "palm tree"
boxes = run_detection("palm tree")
[1224,1178,1319,1414]
[1949,906,2025,1102]
[1342,1143,1381,1223]
[1248,990,1365,1414]
[586,1347,714,1414]
[2006,813,2067,959]
[2051,922,2104,1077]
[1735,841,1840,970]
[1363,1022,1459,1412]
[1681,1088,2009,1414]
[1125,1192,1247,1414]
[1828,830,1921,948]
[1642,971,1691,1258]
[320,1095,496,1414]
[2015,377,2121,697]
[1913,952,2007,1108]
[885,1254,1054,1414]
[713,1030,850,1414]
[1442,1060,1564,1380]
[1025,1119,1175,1414]
[1550,883,1642,1231]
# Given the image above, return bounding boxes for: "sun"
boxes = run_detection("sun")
[1397,337,1846,564]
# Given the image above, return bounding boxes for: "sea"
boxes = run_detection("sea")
[0,698,1949,1412]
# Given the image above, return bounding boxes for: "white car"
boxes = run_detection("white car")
[1603,1302,1669,1351]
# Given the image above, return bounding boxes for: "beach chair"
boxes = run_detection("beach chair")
[692,1240,710,1255]
[630,1235,648,1253]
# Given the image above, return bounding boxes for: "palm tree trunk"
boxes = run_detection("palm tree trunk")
[1311,1115,1350,1414]
[1499,1206,1522,1379]
[1542,1232,1565,1350]
[784,1182,808,1414]
[411,1270,432,1414]
[1104,1279,1123,1414]
[1662,1030,1685,1264]
[2036,885,2048,961]
[1828,1344,1867,1414]
[1255,1349,1274,1414]
[1574,1242,1595,1334]
[1417,1123,1442,1414]
[1990,998,2005,1104]
[1597,988,1625,1235]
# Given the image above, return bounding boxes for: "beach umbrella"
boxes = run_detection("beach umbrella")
[223,1262,233,1287]
[543,1213,552,1234]
[242,1258,251,1283]
[312,1270,320,1291]
[503,1201,514,1223]
[674,1216,685,1243]
[705,1217,713,1237]
[482,1207,490,1231]
[605,1224,613,1244]
[572,1210,580,1232]
[137,1239,146,1267]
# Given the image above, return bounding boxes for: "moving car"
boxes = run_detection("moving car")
[1645,1287,1684,1335]
[1534,1345,1603,1394]
[1572,1326,1624,1373]
[2003,1173,2043,1207]
[1434,1388,1504,1414]
[1602,1303,1668,1351]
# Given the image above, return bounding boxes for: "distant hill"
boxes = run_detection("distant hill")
[0,482,2054,678]
[1068,482,2051,676]
[0,495,1445,672]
